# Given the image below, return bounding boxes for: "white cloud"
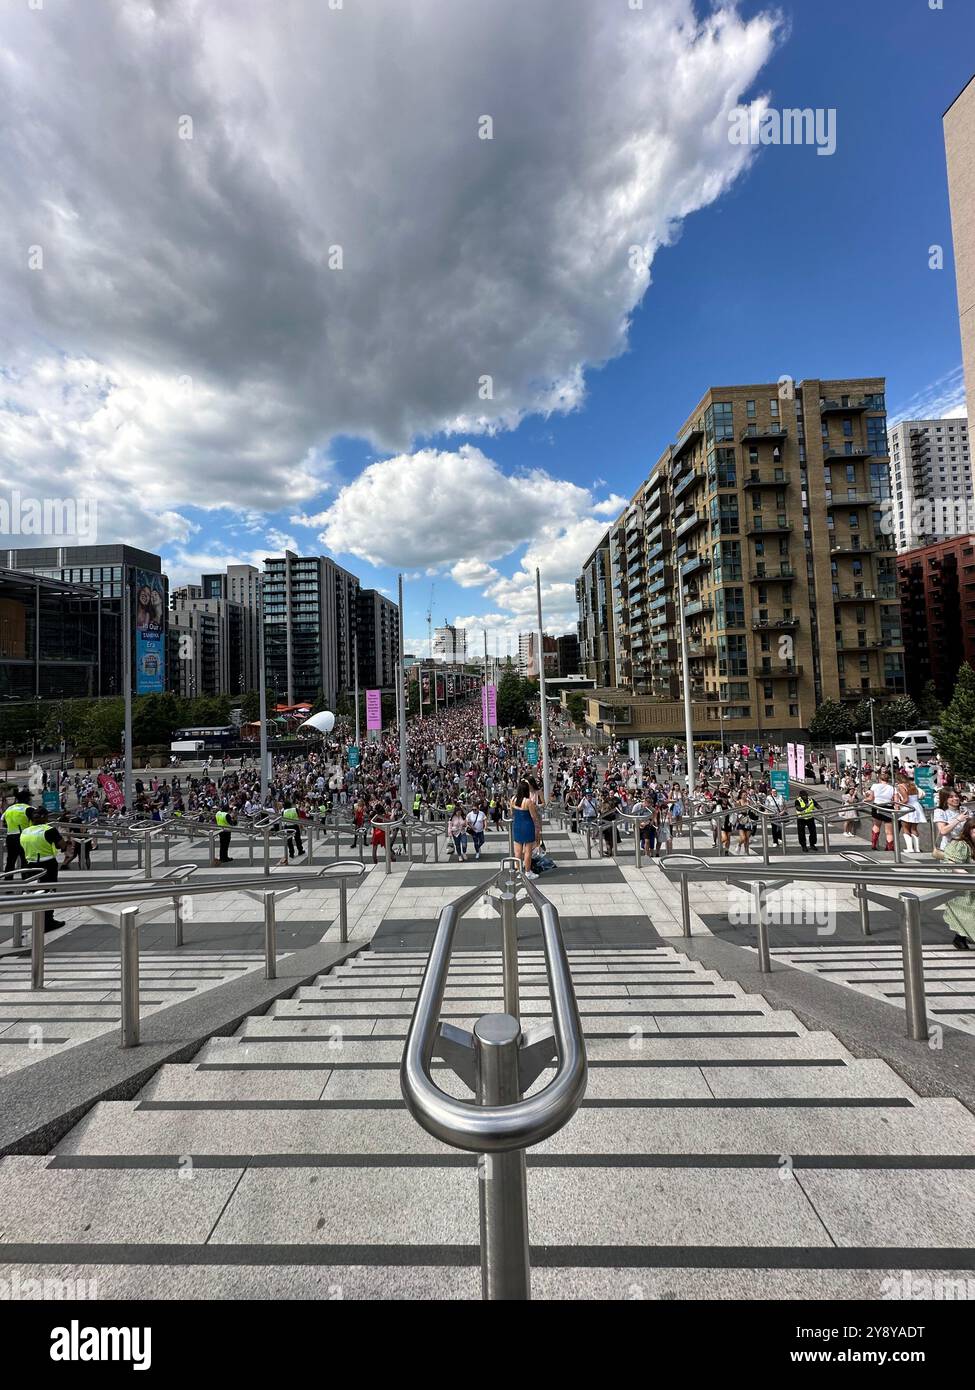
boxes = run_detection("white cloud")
[889,367,968,427]
[316,446,595,568]
[0,0,778,537]
[450,558,501,589]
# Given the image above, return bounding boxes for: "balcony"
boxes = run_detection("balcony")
[835,638,884,652]
[684,599,715,619]
[681,554,711,579]
[688,643,717,660]
[749,567,796,583]
[755,666,804,680]
[830,542,875,557]
[820,397,871,415]
[672,424,704,464]
[833,590,878,603]
[743,472,791,490]
[740,426,788,444]
[825,492,876,508]
[752,616,799,632]
[823,446,873,463]
[747,519,794,537]
[672,467,706,501]
[676,511,708,540]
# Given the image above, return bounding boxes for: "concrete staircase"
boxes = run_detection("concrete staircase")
[3,937,975,1299]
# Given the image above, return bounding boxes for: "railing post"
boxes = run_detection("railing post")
[174,895,184,947]
[754,880,771,973]
[339,877,348,944]
[687,818,695,854]
[507,818,514,857]
[633,816,642,870]
[111,834,119,870]
[821,814,831,853]
[501,869,520,1018]
[900,893,928,1042]
[31,909,45,989]
[857,883,871,937]
[584,824,592,859]
[264,893,278,980]
[611,819,618,859]
[473,1014,531,1301]
[120,907,141,1048]
[144,828,154,881]
[892,811,903,865]
[263,829,271,877]
[384,831,392,876]
[760,815,770,866]
[680,872,692,937]
[12,911,24,950]
[306,825,316,866]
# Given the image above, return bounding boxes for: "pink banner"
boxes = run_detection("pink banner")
[786,743,796,780]
[366,689,382,731]
[98,772,125,809]
[796,743,806,780]
[481,683,497,728]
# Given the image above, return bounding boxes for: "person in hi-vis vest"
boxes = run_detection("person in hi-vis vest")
[794,790,819,853]
[282,801,303,858]
[21,806,65,932]
[2,789,32,874]
[215,807,237,864]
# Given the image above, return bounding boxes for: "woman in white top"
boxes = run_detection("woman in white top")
[934,789,967,852]
[895,772,925,854]
[865,769,895,851]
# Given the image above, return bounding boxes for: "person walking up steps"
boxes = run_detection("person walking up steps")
[510,780,541,878]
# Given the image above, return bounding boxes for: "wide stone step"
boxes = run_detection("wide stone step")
[194,1028,854,1068]
[6,1159,972,1261]
[53,1094,975,1158]
[134,1057,920,1106]
[239,1008,812,1040]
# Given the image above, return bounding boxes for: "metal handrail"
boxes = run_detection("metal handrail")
[658,853,975,1043]
[401,861,587,1153]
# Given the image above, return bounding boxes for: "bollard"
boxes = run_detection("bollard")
[432,832,439,864]
[263,829,272,877]
[306,826,316,866]
[754,881,771,973]
[384,832,392,876]
[822,815,831,854]
[633,818,642,871]
[12,912,24,950]
[680,873,692,938]
[120,907,140,1048]
[31,908,45,989]
[688,819,695,855]
[900,893,928,1042]
[507,819,515,858]
[891,812,903,865]
[339,878,348,944]
[174,895,184,948]
[144,828,154,881]
[264,894,278,980]
[760,816,770,866]
[112,834,119,870]
[473,1014,531,1301]
[584,824,592,860]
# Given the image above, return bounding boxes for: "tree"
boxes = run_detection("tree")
[935,663,975,779]
[239,689,260,722]
[80,698,125,751]
[874,696,921,743]
[807,699,853,745]
[917,680,944,727]
[566,691,587,727]
[496,669,530,728]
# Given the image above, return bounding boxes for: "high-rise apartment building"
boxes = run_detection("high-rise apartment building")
[526,633,558,680]
[433,624,467,663]
[945,75,975,430]
[575,379,903,738]
[888,418,971,551]
[517,632,532,676]
[201,564,261,692]
[556,633,581,677]
[897,536,975,703]
[356,588,401,690]
[169,584,254,699]
[263,552,360,706]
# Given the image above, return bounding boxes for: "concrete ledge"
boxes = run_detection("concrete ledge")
[678,933,975,1115]
[0,937,363,1157]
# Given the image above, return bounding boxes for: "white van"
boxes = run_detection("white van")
[888,730,937,764]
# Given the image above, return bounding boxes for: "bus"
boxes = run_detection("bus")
[171,726,236,753]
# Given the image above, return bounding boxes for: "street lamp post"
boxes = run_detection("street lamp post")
[397,574,409,810]
[675,570,696,794]
[123,577,134,812]
[535,567,552,807]
[869,697,878,767]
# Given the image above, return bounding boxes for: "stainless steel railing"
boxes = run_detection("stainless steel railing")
[401,857,587,1300]
[658,852,975,1043]
[0,862,366,1039]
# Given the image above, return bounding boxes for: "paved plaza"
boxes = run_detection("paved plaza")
[1,818,974,1300]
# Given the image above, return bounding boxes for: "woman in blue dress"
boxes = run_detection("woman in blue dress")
[509,780,541,878]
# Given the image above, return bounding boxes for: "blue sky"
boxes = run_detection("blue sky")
[2,0,973,656]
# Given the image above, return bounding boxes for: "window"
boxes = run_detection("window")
[747,400,756,419]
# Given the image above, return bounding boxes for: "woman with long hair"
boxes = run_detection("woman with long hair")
[941,817,975,950]
[509,780,541,878]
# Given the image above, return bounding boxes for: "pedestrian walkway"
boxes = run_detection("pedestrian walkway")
[1,827,973,1299]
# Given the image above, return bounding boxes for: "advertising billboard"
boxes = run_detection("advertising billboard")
[366,689,382,731]
[134,569,166,694]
